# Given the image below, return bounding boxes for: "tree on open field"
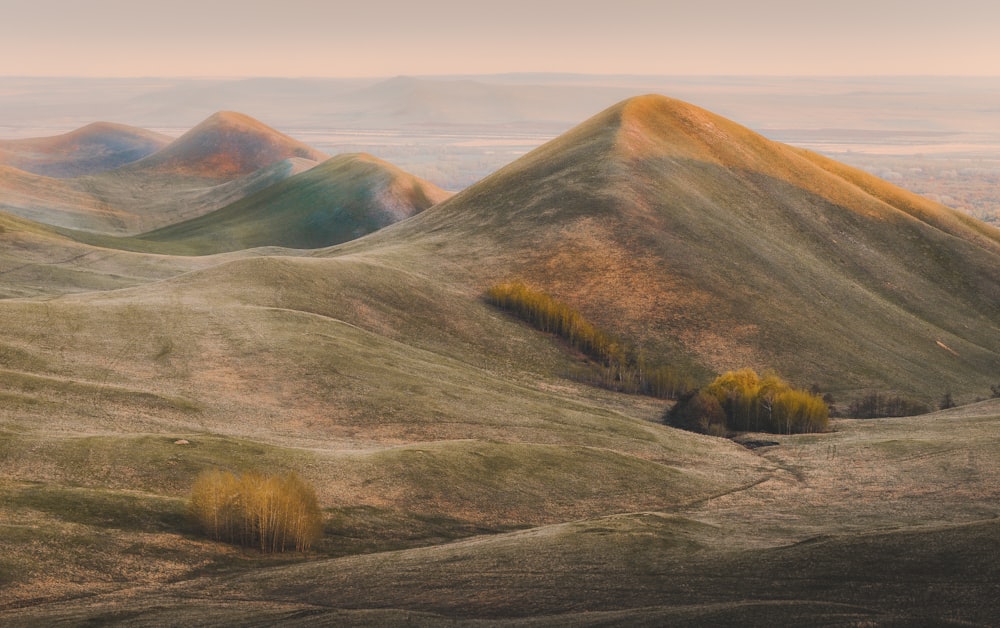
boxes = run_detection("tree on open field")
[189,469,322,553]
[667,369,828,435]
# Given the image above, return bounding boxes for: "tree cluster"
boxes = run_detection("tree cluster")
[189,469,323,553]
[846,392,930,418]
[666,368,829,435]
[486,281,694,398]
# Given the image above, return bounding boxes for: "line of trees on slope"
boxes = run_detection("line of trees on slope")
[486,281,695,399]
[845,392,930,418]
[666,368,829,435]
[189,469,323,553]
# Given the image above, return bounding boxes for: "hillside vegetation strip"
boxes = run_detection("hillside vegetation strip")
[486,281,695,398]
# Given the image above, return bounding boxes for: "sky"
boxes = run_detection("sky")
[0,0,997,77]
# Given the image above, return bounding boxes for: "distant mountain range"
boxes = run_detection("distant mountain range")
[0,112,446,239]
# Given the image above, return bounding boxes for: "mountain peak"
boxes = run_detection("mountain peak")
[198,110,272,132]
[610,94,778,167]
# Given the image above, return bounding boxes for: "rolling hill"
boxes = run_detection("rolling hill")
[0,122,171,177]
[1,94,998,623]
[336,93,1000,401]
[127,152,451,254]
[0,112,328,233]
[118,110,327,180]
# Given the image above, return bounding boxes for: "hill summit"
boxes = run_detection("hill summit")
[123,111,328,179]
[0,122,170,177]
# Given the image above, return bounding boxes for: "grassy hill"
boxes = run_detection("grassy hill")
[335,94,1000,402]
[0,112,327,234]
[118,111,327,180]
[0,94,998,623]
[0,122,170,177]
[123,153,451,254]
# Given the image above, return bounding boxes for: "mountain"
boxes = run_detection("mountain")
[334,94,1000,400]
[126,153,450,254]
[120,110,327,180]
[0,122,171,177]
[0,164,124,230]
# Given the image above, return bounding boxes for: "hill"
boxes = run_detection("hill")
[337,94,1000,402]
[0,112,328,234]
[128,153,451,254]
[1,94,998,622]
[0,122,171,177]
[120,110,327,180]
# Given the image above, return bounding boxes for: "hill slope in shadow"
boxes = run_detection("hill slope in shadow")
[127,153,451,254]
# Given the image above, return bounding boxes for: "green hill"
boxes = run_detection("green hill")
[0,112,327,234]
[129,153,451,254]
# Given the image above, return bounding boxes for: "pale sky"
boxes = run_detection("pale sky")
[1,0,997,77]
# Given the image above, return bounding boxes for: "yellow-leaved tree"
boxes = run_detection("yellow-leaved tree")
[189,469,323,553]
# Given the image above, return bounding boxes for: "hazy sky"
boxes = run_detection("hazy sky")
[1,0,997,77]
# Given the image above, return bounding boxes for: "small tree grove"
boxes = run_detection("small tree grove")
[189,469,323,553]
[666,368,829,435]
[486,281,695,398]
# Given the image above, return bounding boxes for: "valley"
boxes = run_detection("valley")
[1,88,998,626]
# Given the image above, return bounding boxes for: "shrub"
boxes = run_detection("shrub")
[667,390,727,434]
[189,469,323,553]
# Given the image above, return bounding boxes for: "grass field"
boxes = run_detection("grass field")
[1,94,998,624]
